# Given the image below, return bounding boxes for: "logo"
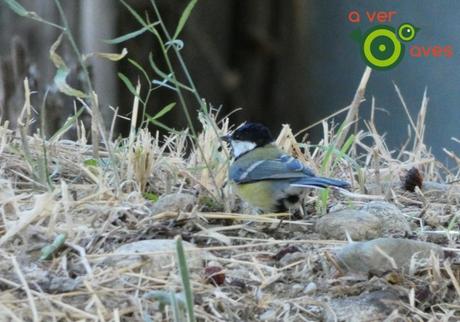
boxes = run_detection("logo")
[351,23,419,70]
[348,10,454,70]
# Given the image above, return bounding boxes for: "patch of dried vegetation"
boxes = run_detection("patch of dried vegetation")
[0,68,459,321]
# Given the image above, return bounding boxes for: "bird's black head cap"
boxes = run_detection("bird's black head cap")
[231,122,274,147]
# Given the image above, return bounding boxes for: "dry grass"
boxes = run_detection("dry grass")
[1,68,460,321]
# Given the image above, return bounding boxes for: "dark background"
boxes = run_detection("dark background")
[0,0,459,164]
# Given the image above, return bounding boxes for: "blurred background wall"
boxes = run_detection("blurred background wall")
[0,0,458,164]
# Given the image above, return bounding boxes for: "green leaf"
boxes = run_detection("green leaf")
[149,102,176,121]
[104,23,158,44]
[49,34,66,69]
[84,159,98,167]
[49,34,87,98]
[3,0,29,16]
[340,134,355,156]
[173,0,198,40]
[120,0,148,27]
[331,134,355,171]
[175,236,196,322]
[118,72,139,98]
[54,68,88,98]
[148,52,169,79]
[40,233,67,260]
[148,53,194,92]
[50,107,84,143]
[143,192,159,202]
[170,290,184,322]
[89,48,128,61]
[146,118,176,133]
[320,144,335,175]
[129,59,150,83]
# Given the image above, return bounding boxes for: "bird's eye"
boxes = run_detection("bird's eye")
[398,23,417,42]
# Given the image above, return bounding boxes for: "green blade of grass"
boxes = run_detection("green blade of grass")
[148,52,194,93]
[50,107,85,143]
[40,233,67,260]
[149,102,176,121]
[119,0,149,27]
[3,0,28,16]
[175,236,196,322]
[128,59,150,83]
[173,0,198,40]
[170,290,183,322]
[104,22,158,44]
[331,134,355,170]
[118,72,143,102]
[146,117,176,133]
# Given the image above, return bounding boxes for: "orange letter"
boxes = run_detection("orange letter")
[432,46,442,57]
[377,12,388,23]
[366,11,377,22]
[410,45,421,57]
[348,10,360,23]
[444,45,454,58]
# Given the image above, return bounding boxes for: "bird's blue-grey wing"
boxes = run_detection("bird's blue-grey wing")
[229,154,316,183]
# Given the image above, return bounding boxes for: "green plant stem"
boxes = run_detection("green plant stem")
[30,15,65,30]
[53,0,94,94]
[150,0,230,165]
[54,0,122,191]
[150,1,227,201]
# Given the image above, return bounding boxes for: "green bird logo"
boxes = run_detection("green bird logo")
[351,23,420,70]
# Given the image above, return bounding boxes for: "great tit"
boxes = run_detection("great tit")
[222,122,350,213]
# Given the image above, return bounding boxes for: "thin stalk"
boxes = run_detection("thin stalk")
[53,0,94,94]
[32,16,65,30]
[150,0,229,163]
[54,0,121,190]
[175,236,196,322]
[149,1,225,200]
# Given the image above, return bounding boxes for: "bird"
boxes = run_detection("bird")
[221,122,350,213]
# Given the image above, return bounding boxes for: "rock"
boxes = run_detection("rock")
[278,252,306,267]
[333,238,444,275]
[303,282,317,295]
[329,290,400,322]
[2,263,82,293]
[362,201,411,234]
[259,309,277,320]
[149,193,197,215]
[316,209,381,240]
[105,239,213,275]
[316,201,410,240]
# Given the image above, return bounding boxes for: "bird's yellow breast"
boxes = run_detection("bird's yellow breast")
[232,181,278,212]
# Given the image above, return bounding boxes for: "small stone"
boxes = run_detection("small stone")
[333,238,444,275]
[316,202,410,240]
[362,201,411,234]
[329,290,400,321]
[273,245,301,261]
[105,239,212,275]
[292,284,304,292]
[149,193,197,215]
[303,282,317,295]
[259,309,277,321]
[316,209,381,240]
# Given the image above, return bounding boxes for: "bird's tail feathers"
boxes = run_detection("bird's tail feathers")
[291,177,350,190]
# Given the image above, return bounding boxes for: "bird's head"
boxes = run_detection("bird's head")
[221,122,274,158]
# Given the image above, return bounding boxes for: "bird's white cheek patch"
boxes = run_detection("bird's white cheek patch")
[231,140,257,158]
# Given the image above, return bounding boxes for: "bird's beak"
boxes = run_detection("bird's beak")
[220,135,232,143]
